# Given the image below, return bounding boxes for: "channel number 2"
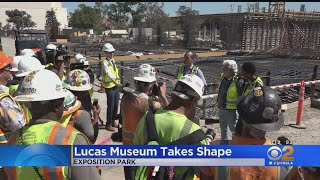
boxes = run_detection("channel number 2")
[268,146,294,161]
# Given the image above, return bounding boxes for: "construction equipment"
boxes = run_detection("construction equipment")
[13,29,49,64]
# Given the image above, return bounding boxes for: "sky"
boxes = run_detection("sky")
[62,2,320,17]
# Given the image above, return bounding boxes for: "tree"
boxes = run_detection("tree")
[5,9,36,29]
[107,2,131,29]
[94,2,108,17]
[69,4,101,29]
[176,6,201,47]
[46,9,61,26]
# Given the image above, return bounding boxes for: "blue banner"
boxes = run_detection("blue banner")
[0,144,319,166]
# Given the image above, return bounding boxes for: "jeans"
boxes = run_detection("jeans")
[219,109,238,142]
[105,87,120,125]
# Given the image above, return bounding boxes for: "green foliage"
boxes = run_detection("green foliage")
[69,4,101,29]
[5,9,36,29]
[107,2,131,29]
[46,9,61,26]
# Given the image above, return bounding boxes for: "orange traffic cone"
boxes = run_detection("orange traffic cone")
[98,84,105,93]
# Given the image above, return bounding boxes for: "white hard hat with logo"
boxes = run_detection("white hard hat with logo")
[21,49,36,57]
[15,56,45,77]
[134,63,156,83]
[62,89,81,117]
[46,44,57,50]
[65,69,92,91]
[102,43,115,52]
[75,53,87,63]
[10,56,23,72]
[83,61,90,66]
[171,74,205,105]
[223,59,238,73]
[14,69,66,102]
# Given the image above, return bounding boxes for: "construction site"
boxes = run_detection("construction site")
[1,2,320,179]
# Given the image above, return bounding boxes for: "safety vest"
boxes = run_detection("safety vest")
[59,110,86,128]
[135,109,207,180]
[0,90,25,144]
[4,121,89,180]
[242,76,264,96]
[101,58,120,88]
[217,73,239,110]
[9,84,19,95]
[176,65,199,80]
[21,104,31,124]
[89,88,94,98]
[210,138,285,180]
[45,63,54,70]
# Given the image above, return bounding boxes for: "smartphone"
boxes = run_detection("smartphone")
[93,98,99,107]
[70,63,85,71]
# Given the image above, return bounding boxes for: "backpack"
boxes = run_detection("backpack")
[145,110,207,180]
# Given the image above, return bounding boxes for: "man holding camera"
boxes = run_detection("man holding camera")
[121,64,169,180]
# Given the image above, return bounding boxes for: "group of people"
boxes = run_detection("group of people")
[0,41,317,180]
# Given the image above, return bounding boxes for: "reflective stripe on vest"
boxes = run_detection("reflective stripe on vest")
[5,121,84,180]
[0,91,24,143]
[243,76,264,96]
[177,65,199,80]
[21,104,31,124]
[218,73,239,110]
[59,114,73,127]
[102,59,120,88]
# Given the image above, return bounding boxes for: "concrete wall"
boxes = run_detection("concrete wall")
[0,2,68,30]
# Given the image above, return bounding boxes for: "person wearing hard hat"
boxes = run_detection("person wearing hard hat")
[4,69,101,180]
[202,86,288,179]
[12,56,46,124]
[217,59,244,144]
[21,49,36,57]
[65,69,100,142]
[59,89,99,143]
[75,54,95,98]
[0,51,26,177]
[51,54,69,81]
[121,64,169,180]
[7,55,23,95]
[175,51,207,125]
[45,43,57,68]
[134,74,209,180]
[235,62,263,137]
[101,43,122,131]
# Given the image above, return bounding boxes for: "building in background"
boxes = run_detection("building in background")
[0,2,68,30]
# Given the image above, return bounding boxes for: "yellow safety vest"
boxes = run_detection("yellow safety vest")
[59,114,73,127]
[101,59,120,88]
[9,84,19,95]
[176,65,199,80]
[242,76,264,96]
[4,121,89,180]
[217,73,239,110]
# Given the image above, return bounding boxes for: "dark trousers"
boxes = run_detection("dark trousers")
[93,122,99,143]
[105,87,119,125]
[124,166,136,180]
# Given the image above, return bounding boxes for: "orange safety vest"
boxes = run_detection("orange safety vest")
[207,137,284,180]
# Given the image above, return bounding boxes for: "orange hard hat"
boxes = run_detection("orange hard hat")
[0,51,14,70]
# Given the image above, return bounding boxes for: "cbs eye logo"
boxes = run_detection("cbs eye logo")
[267,146,294,161]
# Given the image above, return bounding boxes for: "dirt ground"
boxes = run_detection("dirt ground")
[204,105,320,145]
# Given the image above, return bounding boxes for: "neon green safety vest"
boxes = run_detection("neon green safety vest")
[4,121,89,180]
[89,88,94,98]
[9,84,19,95]
[59,114,73,127]
[217,73,239,110]
[134,109,208,180]
[242,76,264,96]
[101,58,120,88]
[176,65,199,80]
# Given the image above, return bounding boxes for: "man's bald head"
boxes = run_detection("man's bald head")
[184,51,196,61]
[184,51,196,68]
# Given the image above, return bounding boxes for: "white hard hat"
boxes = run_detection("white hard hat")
[65,69,92,91]
[134,64,156,83]
[75,53,86,63]
[172,74,205,105]
[21,49,36,57]
[83,61,90,66]
[46,44,57,50]
[14,69,66,102]
[15,56,45,77]
[62,89,81,117]
[10,56,23,72]
[102,43,115,52]
[223,59,238,73]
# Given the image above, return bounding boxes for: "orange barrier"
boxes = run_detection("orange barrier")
[290,80,307,129]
